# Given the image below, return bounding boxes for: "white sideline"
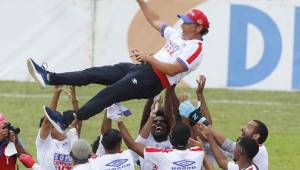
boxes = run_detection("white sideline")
[0,92,298,107]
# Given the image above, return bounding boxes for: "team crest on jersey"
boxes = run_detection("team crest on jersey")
[173,160,196,168]
[106,159,128,167]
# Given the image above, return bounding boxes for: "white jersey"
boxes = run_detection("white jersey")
[72,162,91,170]
[133,134,172,170]
[90,150,134,170]
[144,147,205,170]
[153,25,204,87]
[253,145,268,170]
[95,135,105,157]
[227,161,258,170]
[36,128,78,170]
[222,139,268,170]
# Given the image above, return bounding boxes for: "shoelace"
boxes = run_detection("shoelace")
[41,62,50,73]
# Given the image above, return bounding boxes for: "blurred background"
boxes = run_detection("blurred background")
[0,0,299,90]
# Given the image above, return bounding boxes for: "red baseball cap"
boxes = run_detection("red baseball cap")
[177,9,209,29]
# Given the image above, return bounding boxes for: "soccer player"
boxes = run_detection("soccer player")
[198,124,259,170]
[36,86,80,170]
[70,139,93,170]
[129,95,172,169]
[89,129,135,170]
[117,119,205,169]
[27,0,210,134]
[209,120,269,170]
[18,139,93,170]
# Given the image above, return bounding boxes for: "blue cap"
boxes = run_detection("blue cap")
[177,14,195,24]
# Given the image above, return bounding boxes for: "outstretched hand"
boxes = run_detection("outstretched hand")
[150,95,163,117]
[196,75,206,96]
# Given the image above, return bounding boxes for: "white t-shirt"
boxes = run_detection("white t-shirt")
[227,161,258,170]
[221,139,268,170]
[90,150,134,170]
[72,162,91,170]
[153,25,204,86]
[95,135,105,157]
[253,145,268,170]
[144,146,205,170]
[36,128,78,170]
[133,134,172,170]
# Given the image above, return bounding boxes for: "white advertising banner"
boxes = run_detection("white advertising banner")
[94,0,300,91]
[0,0,94,81]
[1,0,299,91]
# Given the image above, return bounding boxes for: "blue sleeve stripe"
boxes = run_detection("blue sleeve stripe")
[160,24,168,37]
[176,57,188,71]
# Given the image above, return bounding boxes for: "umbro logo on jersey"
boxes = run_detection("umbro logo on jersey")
[173,160,196,167]
[132,78,138,85]
[106,159,128,167]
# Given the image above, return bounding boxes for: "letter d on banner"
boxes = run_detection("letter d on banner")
[228,5,281,87]
[293,7,300,89]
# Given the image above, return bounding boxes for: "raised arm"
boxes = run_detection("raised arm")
[136,0,165,32]
[139,96,162,138]
[164,85,177,128]
[40,86,62,139]
[117,121,146,158]
[196,75,212,125]
[101,111,112,135]
[198,125,229,170]
[139,98,154,132]
[66,86,82,136]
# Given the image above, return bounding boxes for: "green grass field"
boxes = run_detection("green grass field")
[1,81,299,170]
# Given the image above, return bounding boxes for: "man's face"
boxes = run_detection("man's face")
[181,22,201,40]
[240,121,258,139]
[151,116,169,139]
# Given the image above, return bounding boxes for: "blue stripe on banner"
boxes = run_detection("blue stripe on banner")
[292,7,300,89]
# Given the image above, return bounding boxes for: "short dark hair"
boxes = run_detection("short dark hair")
[170,122,190,149]
[200,28,209,36]
[253,120,268,144]
[238,136,259,160]
[101,129,122,151]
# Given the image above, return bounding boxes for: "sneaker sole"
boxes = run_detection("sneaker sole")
[43,106,65,134]
[27,59,46,89]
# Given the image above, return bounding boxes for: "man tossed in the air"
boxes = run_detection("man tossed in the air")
[27,0,210,133]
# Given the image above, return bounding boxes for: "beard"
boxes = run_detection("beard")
[152,132,168,142]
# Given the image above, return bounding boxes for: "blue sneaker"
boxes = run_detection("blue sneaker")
[27,58,49,88]
[43,106,67,134]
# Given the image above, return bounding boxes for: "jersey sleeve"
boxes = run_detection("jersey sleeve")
[135,135,147,145]
[227,161,239,170]
[221,139,236,154]
[67,128,79,147]
[96,135,105,157]
[35,129,51,150]
[35,129,51,165]
[160,24,180,40]
[176,42,203,71]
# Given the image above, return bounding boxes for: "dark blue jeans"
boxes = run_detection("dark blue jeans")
[49,63,163,124]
